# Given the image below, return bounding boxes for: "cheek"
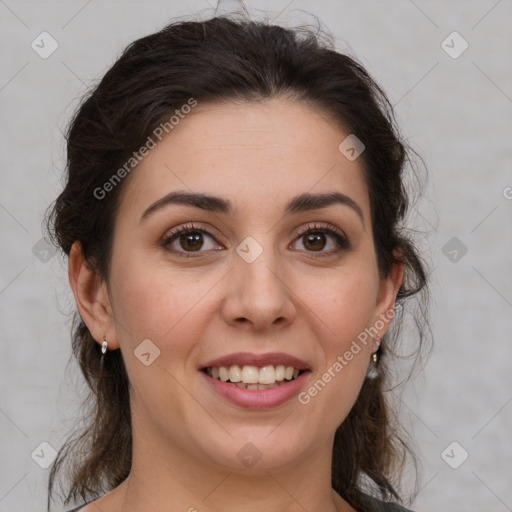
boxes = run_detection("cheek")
[108,257,217,421]
[109,252,221,357]
[293,265,378,421]
[300,265,379,349]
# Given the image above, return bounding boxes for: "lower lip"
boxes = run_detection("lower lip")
[200,371,310,409]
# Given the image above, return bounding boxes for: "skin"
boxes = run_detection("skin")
[69,97,403,512]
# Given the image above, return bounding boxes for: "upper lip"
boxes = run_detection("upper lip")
[201,352,311,371]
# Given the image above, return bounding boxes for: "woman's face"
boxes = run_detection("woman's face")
[99,98,400,474]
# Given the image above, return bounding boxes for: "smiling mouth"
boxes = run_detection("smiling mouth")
[202,364,306,390]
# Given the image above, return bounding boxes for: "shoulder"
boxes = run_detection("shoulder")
[67,483,125,511]
[360,493,415,512]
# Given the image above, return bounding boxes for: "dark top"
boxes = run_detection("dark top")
[66,493,414,511]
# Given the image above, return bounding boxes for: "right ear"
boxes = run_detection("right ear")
[68,241,119,350]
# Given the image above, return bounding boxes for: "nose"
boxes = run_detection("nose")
[221,249,297,333]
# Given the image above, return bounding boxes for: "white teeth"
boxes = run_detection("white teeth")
[219,366,229,382]
[236,382,280,390]
[241,365,259,384]
[206,364,303,385]
[259,365,276,384]
[229,365,242,383]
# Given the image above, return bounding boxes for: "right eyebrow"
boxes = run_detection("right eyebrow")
[140,191,231,223]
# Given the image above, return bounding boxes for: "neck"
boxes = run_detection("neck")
[111,414,354,512]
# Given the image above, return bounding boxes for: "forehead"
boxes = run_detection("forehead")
[118,98,369,219]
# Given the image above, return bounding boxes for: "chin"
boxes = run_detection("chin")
[197,427,315,473]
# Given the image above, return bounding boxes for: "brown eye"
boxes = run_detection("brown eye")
[290,224,350,255]
[163,226,223,256]
[303,232,326,251]
[179,232,204,251]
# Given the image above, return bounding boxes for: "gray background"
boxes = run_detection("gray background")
[1,1,511,511]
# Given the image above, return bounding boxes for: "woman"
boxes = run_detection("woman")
[47,13,428,512]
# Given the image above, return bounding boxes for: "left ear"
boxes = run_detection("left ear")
[373,253,404,340]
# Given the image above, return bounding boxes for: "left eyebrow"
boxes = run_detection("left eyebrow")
[284,192,364,225]
[140,190,364,225]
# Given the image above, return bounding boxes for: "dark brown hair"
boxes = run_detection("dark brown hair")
[46,14,429,512]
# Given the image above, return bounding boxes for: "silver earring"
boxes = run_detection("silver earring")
[367,334,380,379]
[99,338,108,373]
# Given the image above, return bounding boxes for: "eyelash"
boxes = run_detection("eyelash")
[162,222,350,258]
